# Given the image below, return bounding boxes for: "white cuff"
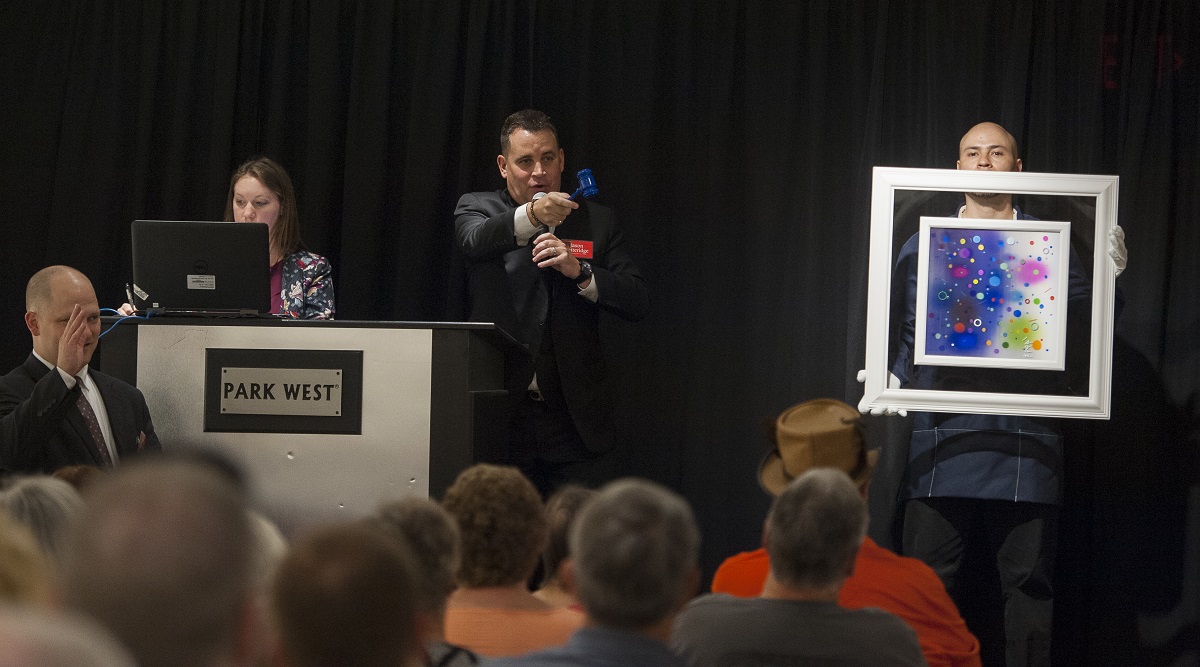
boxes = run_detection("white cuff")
[577,277,599,302]
[56,367,78,388]
[514,203,542,245]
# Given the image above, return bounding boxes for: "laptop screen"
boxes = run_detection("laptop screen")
[131,220,272,315]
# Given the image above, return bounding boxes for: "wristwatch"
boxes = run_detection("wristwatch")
[575,260,593,285]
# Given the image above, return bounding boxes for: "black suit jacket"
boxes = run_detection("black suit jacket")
[454,189,649,453]
[0,354,162,474]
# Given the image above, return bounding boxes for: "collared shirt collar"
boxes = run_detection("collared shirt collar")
[958,204,1020,219]
[32,349,90,381]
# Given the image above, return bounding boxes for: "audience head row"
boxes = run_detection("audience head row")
[0,448,877,666]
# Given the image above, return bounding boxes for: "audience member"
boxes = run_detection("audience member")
[0,265,161,474]
[50,464,104,491]
[674,468,927,666]
[0,475,84,572]
[0,512,54,607]
[372,495,480,667]
[534,484,595,609]
[271,522,425,667]
[63,458,259,667]
[166,446,250,492]
[711,399,980,666]
[441,464,584,657]
[0,605,136,667]
[491,478,699,666]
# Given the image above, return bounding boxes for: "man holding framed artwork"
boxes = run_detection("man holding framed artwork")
[889,122,1127,667]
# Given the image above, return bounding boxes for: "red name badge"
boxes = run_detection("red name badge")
[565,240,594,258]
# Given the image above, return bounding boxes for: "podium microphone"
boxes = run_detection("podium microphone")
[569,168,598,201]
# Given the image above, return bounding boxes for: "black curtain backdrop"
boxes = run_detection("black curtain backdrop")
[1,1,1196,662]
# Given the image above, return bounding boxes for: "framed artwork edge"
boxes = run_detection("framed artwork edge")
[859,167,1118,420]
[914,217,1071,371]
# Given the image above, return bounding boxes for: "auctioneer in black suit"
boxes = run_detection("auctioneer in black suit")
[0,354,162,475]
[455,189,649,460]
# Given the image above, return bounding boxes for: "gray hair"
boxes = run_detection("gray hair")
[64,459,253,667]
[0,476,84,568]
[0,512,53,606]
[766,468,867,590]
[570,478,699,629]
[0,605,136,667]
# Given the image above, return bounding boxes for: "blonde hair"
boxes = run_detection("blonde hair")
[0,511,54,606]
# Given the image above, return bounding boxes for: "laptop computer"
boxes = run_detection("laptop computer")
[131,220,273,316]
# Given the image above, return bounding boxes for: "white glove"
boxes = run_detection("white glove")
[856,369,907,417]
[1109,226,1127,278]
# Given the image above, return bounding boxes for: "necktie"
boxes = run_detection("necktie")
[75,377,113,467]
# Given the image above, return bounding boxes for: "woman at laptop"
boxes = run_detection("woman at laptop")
[120,158,335,319]
[225,157,334,319]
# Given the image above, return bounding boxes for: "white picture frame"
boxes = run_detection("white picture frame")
[859,167,1119,419]
[914,216,1071,371]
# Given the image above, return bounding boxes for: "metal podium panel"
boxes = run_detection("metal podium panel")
[136,324,433,537]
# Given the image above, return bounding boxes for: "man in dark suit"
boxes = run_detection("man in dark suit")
[454,109,649,494]
[0,265,161,474]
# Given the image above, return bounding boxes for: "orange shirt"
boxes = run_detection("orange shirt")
[711,537,981,667]
[444,605,585,657]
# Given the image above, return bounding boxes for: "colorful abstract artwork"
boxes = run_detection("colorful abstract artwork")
[914,217,1070,370]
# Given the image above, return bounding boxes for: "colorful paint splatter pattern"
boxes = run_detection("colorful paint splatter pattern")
[924,228,1061,361]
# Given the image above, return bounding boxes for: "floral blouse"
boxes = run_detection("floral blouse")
[280,251,335,319]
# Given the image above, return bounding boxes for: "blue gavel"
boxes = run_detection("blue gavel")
[569,168,598,201]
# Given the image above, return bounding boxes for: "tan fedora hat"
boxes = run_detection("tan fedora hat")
[758,398,879,497]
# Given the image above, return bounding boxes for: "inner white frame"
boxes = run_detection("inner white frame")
[914,217,1071,371]
[859,167,1119,419]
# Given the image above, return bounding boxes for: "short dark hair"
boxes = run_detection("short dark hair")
[540,485,596,587]
[500,109,559,155]
[51,465,106,491]
[370,496,460,616]
[273,523,421,667]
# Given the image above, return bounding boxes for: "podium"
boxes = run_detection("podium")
[94,318,517,536]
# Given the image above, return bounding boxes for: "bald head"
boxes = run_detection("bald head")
[23,266,101,368]
[26,266,92,313]
[957,122,1021,172]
